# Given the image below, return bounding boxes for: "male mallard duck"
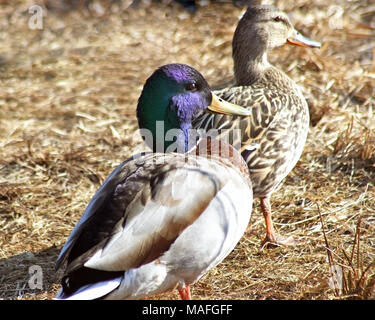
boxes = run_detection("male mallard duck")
[194,5,321,246]
[55,63,252,300]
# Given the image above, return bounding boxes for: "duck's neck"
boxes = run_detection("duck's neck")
[178,122,196,153]
[233,48,271,86]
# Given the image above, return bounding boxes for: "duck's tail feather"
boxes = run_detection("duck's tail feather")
[54,277,122,300]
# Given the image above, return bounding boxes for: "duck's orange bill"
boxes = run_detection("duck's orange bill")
[287,31,321,48]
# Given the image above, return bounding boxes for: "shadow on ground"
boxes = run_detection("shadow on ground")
[0,246,62,299]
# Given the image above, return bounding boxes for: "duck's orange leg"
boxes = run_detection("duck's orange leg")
[260,197,297,247]
[178,285,191,300]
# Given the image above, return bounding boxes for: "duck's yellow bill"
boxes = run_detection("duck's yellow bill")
[287,31,321,48]
[208,93,250,116]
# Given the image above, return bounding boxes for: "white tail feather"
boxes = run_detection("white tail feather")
[54,277,122,300]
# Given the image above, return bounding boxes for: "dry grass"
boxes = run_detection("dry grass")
[0,0,374,300]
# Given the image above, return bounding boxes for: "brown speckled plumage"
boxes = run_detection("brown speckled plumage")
[195,66,309,198]
[193,5,320,245]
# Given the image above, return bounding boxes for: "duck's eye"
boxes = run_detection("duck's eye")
[274,16,283,22]
[186,82,197,91]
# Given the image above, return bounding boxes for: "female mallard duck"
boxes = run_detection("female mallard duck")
[193,5,321,246]
[55,63,252,300]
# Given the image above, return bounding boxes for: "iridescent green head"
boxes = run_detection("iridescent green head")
[136,63,250,153]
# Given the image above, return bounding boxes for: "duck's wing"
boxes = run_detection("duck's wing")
[56,153,225,275]
[55,152,150,271]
